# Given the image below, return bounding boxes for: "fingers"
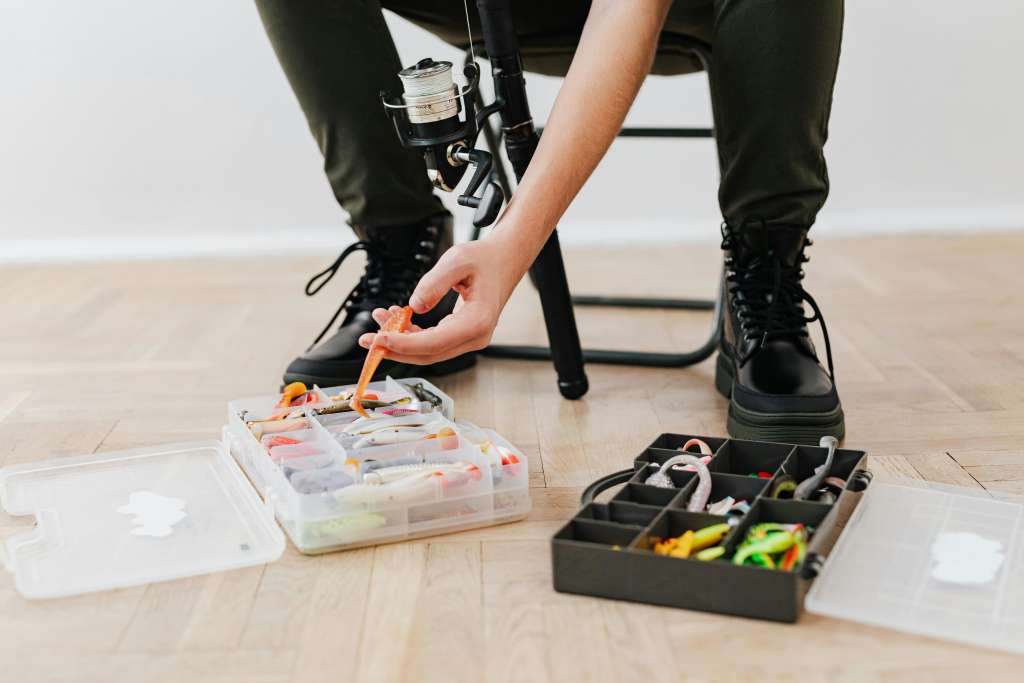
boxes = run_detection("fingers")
[369,306,422,333]
[376,339,482,366]
[409,247,474,314]
[358,305,494,365]
[384,308,491,356]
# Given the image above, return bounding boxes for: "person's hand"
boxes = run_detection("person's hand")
[358,235,528,365]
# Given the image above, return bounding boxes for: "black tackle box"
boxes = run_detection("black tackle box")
[551,433,870,623]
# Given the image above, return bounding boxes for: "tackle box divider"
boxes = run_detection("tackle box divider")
[643,433,730,454]
[606,500,665,527]
[709,440,797,476]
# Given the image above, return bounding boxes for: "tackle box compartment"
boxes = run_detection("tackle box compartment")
[226,377,531,554]
[551,433,868,623]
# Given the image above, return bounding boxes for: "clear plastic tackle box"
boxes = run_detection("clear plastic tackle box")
[0,378,530,599]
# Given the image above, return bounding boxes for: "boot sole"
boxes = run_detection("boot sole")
[283,352,477,389]
[715,353,845,445]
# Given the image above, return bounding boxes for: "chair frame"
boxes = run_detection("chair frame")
[470,0,723,397]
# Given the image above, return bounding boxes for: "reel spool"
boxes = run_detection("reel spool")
[382,58,504,228]
[395,59,465,190]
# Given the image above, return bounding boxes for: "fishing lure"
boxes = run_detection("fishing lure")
[693,523,731,550]
[652,523,730,559]
[696,546,726,561]
[794,435,838,500]
[728,500,751,517]
[268,444,324,463]
[732,531,795,566]
[290,468,355,494]
[361,460,480,486]
[706,496,750,516]
[823,476,846,490]
[268,381,314,420]
[668,455,712,473]
[812,488,837,505]
[314,395,414,417]
[352,424,456,449]
[496,446,520,468]
[408,381,444,409]
[335,461,480,505]
[247,417,309,440]
[769,474,797,499]
[706,496,734,515]
[645,454,712,512]
[671,531,694,558]
[304,513,388,540]
[351,306,413,418]
[342,413,432,436]
[666,439,713,472]
[680,438,712,455]
[378,405,423,417]
[732,523,809,570]
[281,452,336,478]
[262,435,302,449]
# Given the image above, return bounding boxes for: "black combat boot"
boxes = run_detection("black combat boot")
[283,212,474,387]
[715,220,844,444]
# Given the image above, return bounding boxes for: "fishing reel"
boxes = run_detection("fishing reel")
[382,58,504,228]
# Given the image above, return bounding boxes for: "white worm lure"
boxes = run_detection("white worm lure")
[645,454,713,512]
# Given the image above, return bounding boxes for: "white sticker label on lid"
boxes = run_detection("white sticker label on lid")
[117,491,187,538]
[930,531,1005,586]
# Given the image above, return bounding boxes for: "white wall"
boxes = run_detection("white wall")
[1,1,1022,261]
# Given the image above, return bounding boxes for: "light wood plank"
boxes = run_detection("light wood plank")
[2,234,1024,680]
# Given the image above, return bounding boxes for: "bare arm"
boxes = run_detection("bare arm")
[362,0,672,363]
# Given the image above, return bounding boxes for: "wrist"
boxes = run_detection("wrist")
[488,213,553,276]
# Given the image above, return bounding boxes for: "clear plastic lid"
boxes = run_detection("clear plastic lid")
[806,478,1024,655]
[0,441,285,599]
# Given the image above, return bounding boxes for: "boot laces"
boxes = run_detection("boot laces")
[302,226,438,350]
[720,220,834,379]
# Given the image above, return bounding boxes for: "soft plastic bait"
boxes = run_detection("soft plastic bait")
[732,531,795,566]
[351,306,413,418]
[769,475,797,499]
[692,523,731,551]
[794,435,838,500]
[268,381,311,420]
[645,454,712,512]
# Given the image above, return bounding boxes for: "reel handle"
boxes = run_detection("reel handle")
[454,148,505,227]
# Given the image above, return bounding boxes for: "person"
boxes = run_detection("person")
[254,0,845,442]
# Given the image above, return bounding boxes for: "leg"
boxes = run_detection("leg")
[708,0,847,444]
[256,1,473,386]
[254,0,442,230]
[709,0,844,227]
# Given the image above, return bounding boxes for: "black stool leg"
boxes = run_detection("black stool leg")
[529,232,588,398]
[477,0,588,399]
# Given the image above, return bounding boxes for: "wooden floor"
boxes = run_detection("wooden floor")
[2,232,1024,682]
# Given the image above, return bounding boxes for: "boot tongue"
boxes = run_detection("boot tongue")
[734,225,808,267]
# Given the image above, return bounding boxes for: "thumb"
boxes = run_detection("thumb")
[410,249,472,314]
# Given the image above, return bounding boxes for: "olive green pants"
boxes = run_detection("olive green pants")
[254,0,843,231]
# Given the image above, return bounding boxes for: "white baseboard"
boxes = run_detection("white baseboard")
[3,207,1022,263]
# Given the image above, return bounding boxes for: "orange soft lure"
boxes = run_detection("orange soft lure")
[351,306,414,417]
[268,381,309,419]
